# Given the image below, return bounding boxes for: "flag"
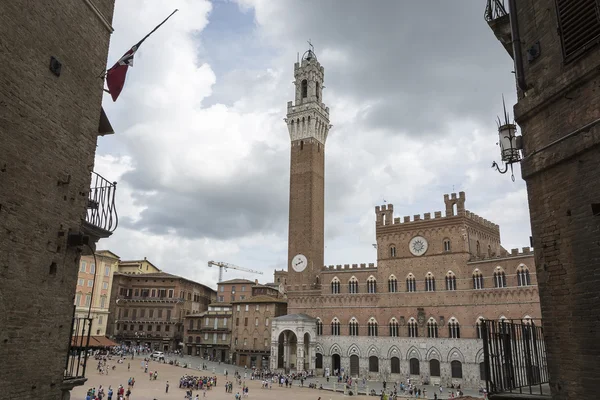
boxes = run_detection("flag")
[104,9,178,101]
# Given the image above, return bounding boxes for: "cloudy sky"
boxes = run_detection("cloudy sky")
[97,0,531,288]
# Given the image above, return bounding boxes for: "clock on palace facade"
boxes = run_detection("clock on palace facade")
[291,254,308,272]
[409,236,428,256]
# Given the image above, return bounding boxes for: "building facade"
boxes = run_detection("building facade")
[74,250,120,337]
[232,285,287,369]
[487,3,600,399]
[107,271,215,352]
[0,1,117,398]
[118,257,160,275]
[271,49,541,388]
[184,303,233,362]
[216,278,257,303]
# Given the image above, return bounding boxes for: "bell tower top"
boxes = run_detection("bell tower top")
[286,45,331,145]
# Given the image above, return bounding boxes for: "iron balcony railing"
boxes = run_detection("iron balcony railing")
[64,309,92,381]
[85,171,118,233]
[482,319,549,396]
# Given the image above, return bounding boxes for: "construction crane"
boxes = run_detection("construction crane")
[207,260,264,283]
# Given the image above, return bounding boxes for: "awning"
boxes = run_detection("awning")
[71,335,119,348]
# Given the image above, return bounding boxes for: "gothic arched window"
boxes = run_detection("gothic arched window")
[367,318,378,337]
[331,277,340,294]
[390,245,397,258]
[388,275,398,292]
[406,274,416,292]
[316,318,323,336]
[443,239,451,252]
[427,318,438,338]
[494,267,507,288]
[448,317,461,338]
[331,318,340,336]
[316,81,319,101]
[348,277,359,294]
[517,265,531,286]
[408,318,418,337]
[446,271,457,291]
[367,276,377,293]
[425,273,436,292]
[301,79,308,98]
[349,318,359,336]
[389,318,399,337]
[473,269,484,289]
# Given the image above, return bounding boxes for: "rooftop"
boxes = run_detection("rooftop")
[231,295,287,304]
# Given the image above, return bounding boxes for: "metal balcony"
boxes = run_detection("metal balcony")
[83,171,118,239]
[64,309,92,383]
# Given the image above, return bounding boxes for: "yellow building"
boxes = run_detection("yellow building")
[74,250,120,338]
[118,257,161,275]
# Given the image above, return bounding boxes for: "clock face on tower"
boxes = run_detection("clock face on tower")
[409,236,428,256]
[291,254,308,272]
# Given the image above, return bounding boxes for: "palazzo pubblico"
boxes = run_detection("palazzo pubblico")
[270,49,541,388]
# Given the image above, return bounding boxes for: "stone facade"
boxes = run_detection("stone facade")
[0,1,115,398]
[491,3,600,399]
[274,49,541,389]
[184,303,232,362]
[107,272,215,352]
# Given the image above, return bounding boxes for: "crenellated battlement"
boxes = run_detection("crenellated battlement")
[464,210,500,232]
[322,263,376,271]
[375,192,499,233]
[469,247,534,262]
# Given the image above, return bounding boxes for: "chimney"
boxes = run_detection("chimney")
[255,279,258,285]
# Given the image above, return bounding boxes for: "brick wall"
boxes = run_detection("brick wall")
[0,1,114,399]
[507,3,600,399]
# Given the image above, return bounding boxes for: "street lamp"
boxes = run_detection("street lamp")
[491,98,522,181]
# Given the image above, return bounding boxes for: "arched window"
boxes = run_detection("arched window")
[331,318,340,336]
[391,357,400,374]
[494,267,507,288]
[425,273,436,292]
[388,275,398,292]
[443,239,451,252]
[390,245,397,258]
[331,277,340,294]
[367,318,378,337]
[448,317,460,338]
[476,317,485,339]
[451,360,463,378]
[446,271,457,291]
[367,276,377,293]
[406,274,416,292]
[316,353,323,369]
[348,277,359,294]
[476,240,481,256]
[301,79,308,98]
[473,269,484,289]
[349,318,359,336]
[427,318,438,338]
[389,318,399,337]
[187,336,193,343]
[409,358,420,375]
[408,318,418,337]
[315,81,320,101]
[316,318,323,336]
[517,265,531,286]
[369,356,379,372]
[429,359,441,377]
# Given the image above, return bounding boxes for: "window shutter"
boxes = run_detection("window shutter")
[556,0,600,61]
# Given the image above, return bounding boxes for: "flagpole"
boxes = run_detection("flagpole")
[99,9,179,79]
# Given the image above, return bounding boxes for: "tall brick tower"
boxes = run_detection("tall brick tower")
[285,47,330,296]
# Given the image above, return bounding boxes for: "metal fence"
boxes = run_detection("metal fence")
[85,171,118,233]
[64,309,93,380]
[481,319,549,395]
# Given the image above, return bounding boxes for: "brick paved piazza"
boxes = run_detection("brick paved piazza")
[71,356,367,400]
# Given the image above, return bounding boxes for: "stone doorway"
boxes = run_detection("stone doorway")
[350,354,359,376]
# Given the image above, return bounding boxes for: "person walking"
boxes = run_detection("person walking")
[166,381,170,393]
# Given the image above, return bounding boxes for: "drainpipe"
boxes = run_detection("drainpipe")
[508,0,527,91]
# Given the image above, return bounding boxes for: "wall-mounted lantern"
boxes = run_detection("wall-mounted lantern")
[491,98,522,181]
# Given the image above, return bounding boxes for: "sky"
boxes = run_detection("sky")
[96,0,531,289]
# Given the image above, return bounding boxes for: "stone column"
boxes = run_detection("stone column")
[309,342,317,371]
[283,338,289,371]
[270,341,278,370]
[297,337,305,373]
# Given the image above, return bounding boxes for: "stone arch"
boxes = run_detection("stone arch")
[367,345,379,357]
[447,347,465,363]
[426,346,441,361]
[475,348,485,364]
[406,346,421,361]
[387,345,401,359]
[347,343,361,357]
[329,343,342,356]
[315,343,324,354]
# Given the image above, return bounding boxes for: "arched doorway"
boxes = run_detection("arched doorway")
[369,356,379,373]
[391,357,400,374]
[409,358,420,375]
[350,354,360,376]
[332,354,341,374]
[315,353,323,369]
[429,359,441,377]
[276,330,298,372]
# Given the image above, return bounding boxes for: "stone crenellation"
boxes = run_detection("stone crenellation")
[469,247,534,262]
[323,263,376,271]
[375,192,499,233]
